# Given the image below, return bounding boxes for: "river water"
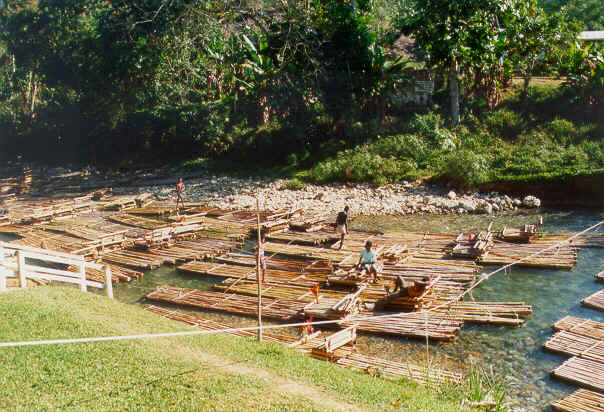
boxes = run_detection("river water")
[110,209,604,411]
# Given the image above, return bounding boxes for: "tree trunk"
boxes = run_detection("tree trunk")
[449,61,460,124]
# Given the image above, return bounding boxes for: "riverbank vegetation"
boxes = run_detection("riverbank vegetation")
[0,0,602,189]
[0,287,492,411]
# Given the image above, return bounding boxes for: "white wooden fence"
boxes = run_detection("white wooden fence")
[0,241,113,298]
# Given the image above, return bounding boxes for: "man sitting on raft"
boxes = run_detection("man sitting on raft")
[386,276,431,298]
[357,240,378,283]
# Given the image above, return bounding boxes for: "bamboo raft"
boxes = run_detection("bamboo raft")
[478,240,577,270]
[544,331,604,363]
[431,301,532,326]
[551,389,604,412]
[551,356,604,392]
[101,193,153,211]
[262,241,364,266]
[535,233,604,249]
[554,316,604,341]
[146,286,306,321]
[145,305,462,386]
[179,262,325,287]
[335,352,462,385]
[214,253,331,274]
[582,289,604,312]
[108,213,168,230]
[340,312,463,341]
[213,280,349,303]
[101,250,164,269]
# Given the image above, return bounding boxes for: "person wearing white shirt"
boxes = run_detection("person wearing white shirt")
[357,240,378,283]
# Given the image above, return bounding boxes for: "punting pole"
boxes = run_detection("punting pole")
[256,190,263,342]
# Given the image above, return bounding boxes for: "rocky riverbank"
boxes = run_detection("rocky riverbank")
[118,173,542,216]
[1,164,543,216]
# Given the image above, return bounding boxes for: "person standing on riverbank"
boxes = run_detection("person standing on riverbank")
[335,206,349,250]
[176,178,185,211]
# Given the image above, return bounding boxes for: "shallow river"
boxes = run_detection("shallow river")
[112,209,604,411]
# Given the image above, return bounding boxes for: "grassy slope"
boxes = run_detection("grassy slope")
[0,287,475,412]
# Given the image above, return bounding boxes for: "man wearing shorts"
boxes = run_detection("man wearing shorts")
[335,206,349,250]
[357,240,378,282]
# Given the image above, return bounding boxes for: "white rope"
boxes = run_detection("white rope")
[1,220,602,348]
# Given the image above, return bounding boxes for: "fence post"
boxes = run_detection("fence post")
[17,251,26,288]
[105,265,113,299]
[79,262,87,292]
[0,244,4,291]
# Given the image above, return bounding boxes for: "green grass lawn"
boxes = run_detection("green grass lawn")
[0,287,481,411]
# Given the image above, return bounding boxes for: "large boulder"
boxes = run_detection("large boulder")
[522,195,541,208]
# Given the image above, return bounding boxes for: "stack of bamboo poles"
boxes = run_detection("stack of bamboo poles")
[552,357,604,392]
[11,229,92,253]
[289,213,330,232]
[108,213,168,230]
[101,193,153,211]
[101,250,163,269]
[198,217,250,237]
[582,289,604,311]
[431,301,532,326]
[267,230,340,246]
[479,240,577,270]
[335,353,463,385]
[340,312,463,341]
[146,286,306,321]
[551,389,604,412]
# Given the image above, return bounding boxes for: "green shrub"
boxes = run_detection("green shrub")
[438,149,490,188]
[281,178,307,191]
[546,118,578,143]
[409,112,457,150]
[484,108,524,139]
[309,146,416,185]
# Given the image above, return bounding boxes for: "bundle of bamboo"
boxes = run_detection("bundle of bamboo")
[551,389,604,412]
[582,289,604,312]
[535,233,604,249]
[267,230,340,246]
[213,280,345,303]
[340,312,463,341]
[146,286,306,321]
[551,356,604,392]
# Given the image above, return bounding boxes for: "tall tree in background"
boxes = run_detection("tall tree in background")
[399,0,560,123]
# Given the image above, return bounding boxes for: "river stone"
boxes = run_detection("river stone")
[447,190,457,199]
[522,195,541,208]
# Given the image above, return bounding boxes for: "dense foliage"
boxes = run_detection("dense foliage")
[0,0,602,188]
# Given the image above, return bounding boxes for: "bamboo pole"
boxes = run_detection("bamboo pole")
[17,251,26,288]
[257,190,263,342]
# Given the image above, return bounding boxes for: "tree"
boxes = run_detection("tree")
[399,0,559,122]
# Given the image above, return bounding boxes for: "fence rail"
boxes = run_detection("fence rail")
[0,241,113,298]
